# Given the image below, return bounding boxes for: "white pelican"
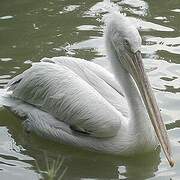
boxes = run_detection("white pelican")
[3,13,174,166]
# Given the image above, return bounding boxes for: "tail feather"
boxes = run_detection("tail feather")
[5,102,73,142]
[6,73,24,91]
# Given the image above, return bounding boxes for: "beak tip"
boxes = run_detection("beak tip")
[169,159,175,167]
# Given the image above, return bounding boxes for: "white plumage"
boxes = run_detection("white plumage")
[0,13,174,164]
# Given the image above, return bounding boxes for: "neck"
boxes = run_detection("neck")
[106,41,156,150]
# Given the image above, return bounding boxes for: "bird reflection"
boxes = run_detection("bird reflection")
[1,111,160,180]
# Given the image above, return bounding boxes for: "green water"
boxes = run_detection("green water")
[0,0,180,179]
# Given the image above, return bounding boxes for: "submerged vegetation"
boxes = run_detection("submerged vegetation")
[35,154,68,180]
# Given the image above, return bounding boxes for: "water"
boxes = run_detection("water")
[0,0,180,179]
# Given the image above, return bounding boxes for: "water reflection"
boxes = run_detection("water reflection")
[1,109,161,179]
[0,115,40,179]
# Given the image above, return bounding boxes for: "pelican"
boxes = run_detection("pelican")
[2,13,174,166]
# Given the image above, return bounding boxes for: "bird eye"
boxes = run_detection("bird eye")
[124,39,129,46]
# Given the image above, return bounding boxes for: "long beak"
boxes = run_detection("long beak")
[129,51,174,167]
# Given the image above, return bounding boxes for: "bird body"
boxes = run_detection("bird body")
[5,57,157,155]
[1,13,174,165]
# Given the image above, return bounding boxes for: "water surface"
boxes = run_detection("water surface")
[0,0,180,179]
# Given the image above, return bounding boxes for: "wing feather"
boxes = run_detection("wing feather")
[8,62,125,138]
[42,57,128,117]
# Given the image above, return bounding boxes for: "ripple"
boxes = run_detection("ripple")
[146,37,180,46]
[0,58,13,62]
[154,16,167,21]
[0,16,13,20]
[84,0,119,17]
[118,0,148,16]
[156,169,176,177]
[77,25,98,31]
[0,127,40,179]
[70,37,104,50]
[129,17,174,32]
[0,75,11,88]
[171,9,180,13]
[118,0,148,8]
[144,36,180,55]
[0,127,32,161]
[63,5,80,12]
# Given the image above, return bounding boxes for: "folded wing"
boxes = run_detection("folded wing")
[7,61,126,138]
[42,57,128,117]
